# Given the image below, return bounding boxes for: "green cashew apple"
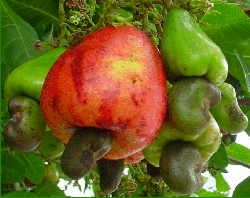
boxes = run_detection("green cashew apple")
[3,96,46,152]
[37,130,65,158]
[44,162,59,182]
[210,82,248,134]
[160,140,204,195]
[97,158,125,194]
[4,47,66,102]
[143,114,221,167]
[222,134,237,147]
[168,77,221,136]
[161,8,228,86]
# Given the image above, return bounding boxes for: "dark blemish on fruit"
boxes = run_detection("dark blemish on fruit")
[71,57,85,103]
[117,118,131,131]
[131,94,139,106]
[52,98,57,109]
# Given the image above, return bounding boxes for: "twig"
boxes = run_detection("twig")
[238,98,250,107]
[30,151,60,165]
[228,156,250,169]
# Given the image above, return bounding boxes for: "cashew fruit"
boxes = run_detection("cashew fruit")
[142,115,221,167]
[40,25,167,161]
[160,141,204,195]
[97,158,124,194]
[210,82,248,134]
[161,8,228,86]
[168,77,221,136]
[61,127,112,180]
[3,96,46,152]
[44,162,59,182]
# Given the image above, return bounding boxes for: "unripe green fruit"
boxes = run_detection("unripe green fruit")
[160,141,204,195]
[168,77,221,136]
[4,47,66,102]
[210,82,248,134]
[37,130,65,158]
[45,162,59,182]
[161,8,228,86]
[3,96,46,152]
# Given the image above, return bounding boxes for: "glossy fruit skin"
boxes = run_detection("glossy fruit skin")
[41,25,167,160]
[143,77,221,167]
[4,47,67,102]
[3,96,46,152]
[161,9,228,86]
[160,141,204,195]
[210,82,248,134]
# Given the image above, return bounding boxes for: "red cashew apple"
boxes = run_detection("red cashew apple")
[40,25,167,161]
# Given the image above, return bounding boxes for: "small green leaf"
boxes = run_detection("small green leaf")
[215,171,230,192]
[227,143,250,164]
[16,152,45,185]
[233,176,250,197]
[210,142,229,168]
[1,151,26,184]
[2,191,35,197]
[235,49,250,95]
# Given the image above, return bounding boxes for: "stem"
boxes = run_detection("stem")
[228,156,250,169]
[30,151,60,165]
[86,15,96,27]
[238,98,250,107]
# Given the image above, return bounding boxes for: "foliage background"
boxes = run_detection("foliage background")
[1,0,250,197]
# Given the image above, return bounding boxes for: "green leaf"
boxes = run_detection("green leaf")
[215,171,230,192]
[201,4,250,95]
[1,151,26,184]
[6,0,60,28]
[34,181,66,197]
[2,191,35,197]
[240,105,250,137]
[16,152,45,185]
[210,142,229,168]
[1,0,42,95]
[195,189,227,197]
[233,176,250,197]
[132,183,143,197]
[235,49,250,93]
[227,143,250,164]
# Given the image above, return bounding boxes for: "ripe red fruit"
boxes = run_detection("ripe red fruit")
[41,25,167,160]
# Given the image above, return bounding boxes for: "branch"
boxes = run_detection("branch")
[30,151,60,165]
[228,156,250,169]
[238,98,250,107]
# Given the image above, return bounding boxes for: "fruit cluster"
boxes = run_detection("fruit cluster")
[143,8,248,195]
[2,8,248,196]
